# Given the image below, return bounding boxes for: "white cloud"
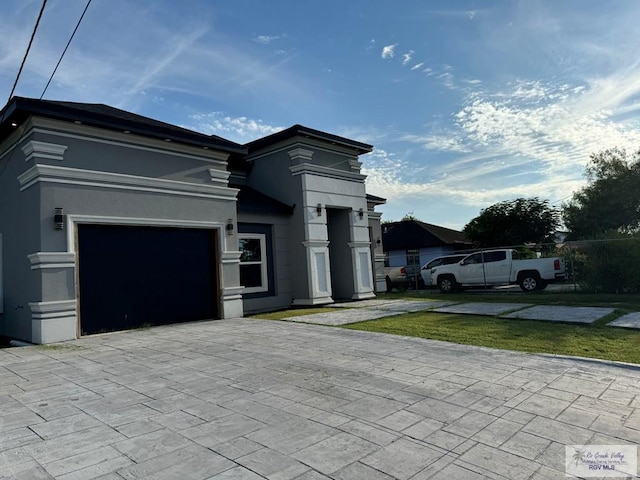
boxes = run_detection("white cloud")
[254,35,280,44]
[402,133,469,153]
[381,43,398,59]
[437,71,456,89]
[402,50,414,66]
[411,62,424,71]
[362,148,412,197]
[371,70,640,215]
[454,78,640,171]
[336,125,389,145]
[186,112,284,143]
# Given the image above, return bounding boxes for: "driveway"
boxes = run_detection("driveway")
[2,317,640,479]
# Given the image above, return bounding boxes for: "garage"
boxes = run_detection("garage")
[77,224,218,335]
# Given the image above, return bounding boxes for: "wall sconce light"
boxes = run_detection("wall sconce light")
[376,237,381,245]
[358,208,364,219]
[316,203,322,216]
[54,207,64,230]
[226,218,234,235]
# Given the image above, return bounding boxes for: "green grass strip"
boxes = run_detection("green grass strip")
[342,311,640,364]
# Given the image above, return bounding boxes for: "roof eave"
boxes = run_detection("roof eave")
[246,124,373,155]
[1,97,247,154]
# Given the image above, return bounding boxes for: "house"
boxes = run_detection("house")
[382,219,472,271]
[0,97,386,344]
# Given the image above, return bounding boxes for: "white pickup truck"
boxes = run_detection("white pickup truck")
[430,249,566,293]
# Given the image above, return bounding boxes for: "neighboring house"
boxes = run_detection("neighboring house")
[382,220,472,272]
[0,97,385,344]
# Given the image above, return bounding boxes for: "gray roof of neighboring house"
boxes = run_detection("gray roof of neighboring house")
[245,124,373,155]
[382,220,471,251]
[0,96,246,154]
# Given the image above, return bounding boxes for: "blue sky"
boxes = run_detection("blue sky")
[2,0,640,229]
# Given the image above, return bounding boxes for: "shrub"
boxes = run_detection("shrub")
[570,234,640,293]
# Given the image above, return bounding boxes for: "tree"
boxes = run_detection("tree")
[401,212,420,222]
[382,212,422,224]
[463,197,560,247]
[563,148,640,239]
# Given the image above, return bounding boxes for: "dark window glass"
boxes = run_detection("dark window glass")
[240,264,262,287]
[239,238,261,262]
[443,256,465,265]
[464,253,483,264]
[484,251,507,263]
[426,258,444,268]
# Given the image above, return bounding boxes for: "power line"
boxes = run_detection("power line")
[40,0,93,99]
[550,194,574,206]
[7,0,48,103]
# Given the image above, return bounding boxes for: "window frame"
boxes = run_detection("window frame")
[238,233,268,294]
[406,248,420,267]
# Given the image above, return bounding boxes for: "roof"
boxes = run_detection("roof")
[382,220,471,251]
[366,193,386,205]
[245,124,373,155]
[0,97,246,154]
[235,185,294,215]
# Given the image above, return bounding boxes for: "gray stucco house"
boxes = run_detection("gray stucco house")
[0,97,386,344]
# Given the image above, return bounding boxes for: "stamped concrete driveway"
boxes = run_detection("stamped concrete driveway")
[2,318,640,479]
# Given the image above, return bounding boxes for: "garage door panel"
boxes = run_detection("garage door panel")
[78,224,218,335]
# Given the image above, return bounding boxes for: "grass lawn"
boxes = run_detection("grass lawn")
[383,289,640,311]
[342,311,640,364]
[252,291,640,364]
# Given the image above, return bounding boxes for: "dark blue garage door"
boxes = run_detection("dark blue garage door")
[78,224,218,335]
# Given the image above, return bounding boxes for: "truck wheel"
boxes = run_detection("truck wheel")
[438,275,456,293]
[519,273,541,292]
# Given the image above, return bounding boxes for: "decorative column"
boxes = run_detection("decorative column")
[293,240,333,305]
[27,252,77,343]
[220,251,244,318]
[348,240,375,299]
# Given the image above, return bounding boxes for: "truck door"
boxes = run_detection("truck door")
[458,252,485,284]
[483,250,510,284]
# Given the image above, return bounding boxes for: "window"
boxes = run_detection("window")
[464,253,483,264]
[463,251,506,264]
[483,251,507,263]
[239,234,268,293]
[406,249,420,267]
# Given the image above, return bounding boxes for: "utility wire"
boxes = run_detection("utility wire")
[7,0,48,103]
[40,0,92,99]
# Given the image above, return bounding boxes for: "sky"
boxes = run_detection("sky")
[1,0,640,230]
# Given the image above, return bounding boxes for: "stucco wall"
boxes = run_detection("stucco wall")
[237,212,293,314]
[0,117,242,343]
[244,149,308,301]
[246,139,373,304]
[0,129,42,341]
